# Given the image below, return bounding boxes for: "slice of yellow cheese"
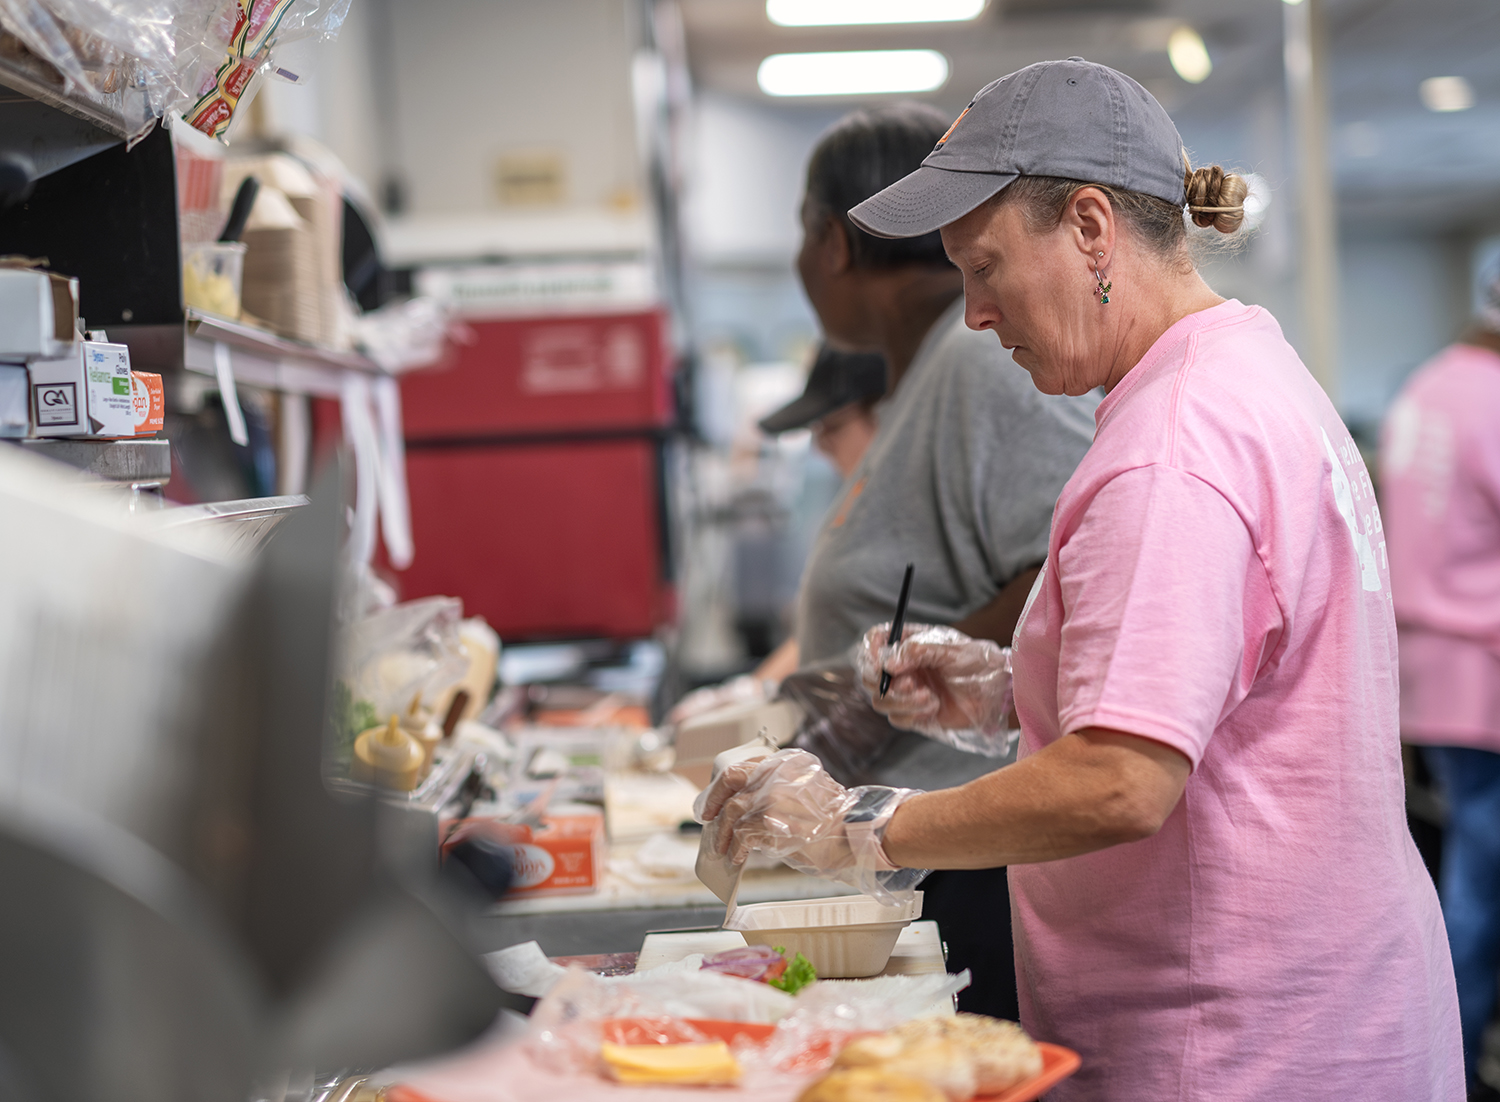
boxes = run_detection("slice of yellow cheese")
[600,1041,742,1085]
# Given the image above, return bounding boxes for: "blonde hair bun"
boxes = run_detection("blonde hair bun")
[1184,164,1248,234]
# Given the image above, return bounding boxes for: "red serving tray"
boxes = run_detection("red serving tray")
[599,1019,1080,1100]
[987,1042,1082,1101]
[388,1033,1081,1101]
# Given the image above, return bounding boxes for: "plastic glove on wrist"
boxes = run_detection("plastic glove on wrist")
[854,623,1015,756]
[693,748,925,904]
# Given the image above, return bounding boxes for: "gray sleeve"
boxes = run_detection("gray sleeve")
[938,335,1098,587]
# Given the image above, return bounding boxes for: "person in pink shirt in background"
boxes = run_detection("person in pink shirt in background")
[1382,269,1500,1097]
[695,58,1463,1099]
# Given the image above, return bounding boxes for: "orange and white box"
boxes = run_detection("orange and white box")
[446,812,605,896]
[504,813,604,895]
[130,371,164,436]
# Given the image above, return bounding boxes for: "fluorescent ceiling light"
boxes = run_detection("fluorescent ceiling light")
[1168,25,1211,84]
[767,0,985,26]
[1420,76,1474,112]
[757,50,950,97]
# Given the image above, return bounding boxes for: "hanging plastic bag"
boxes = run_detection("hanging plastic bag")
[181,0,350,139]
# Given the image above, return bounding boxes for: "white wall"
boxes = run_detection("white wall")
[1338,233,1472,428]
[682,92,840,267]
[257,0,645,217]
[384,0,643,215]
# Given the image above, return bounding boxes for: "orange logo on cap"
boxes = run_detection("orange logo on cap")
[935,104,972,149]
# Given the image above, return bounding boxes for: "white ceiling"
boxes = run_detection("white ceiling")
[679,0,1500,232]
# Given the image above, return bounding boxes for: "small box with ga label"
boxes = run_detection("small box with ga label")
[29,339,135,437]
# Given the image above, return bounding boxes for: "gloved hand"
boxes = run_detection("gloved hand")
[854,624,1016,757]
[693,748,926,904]
[668,674,774,727]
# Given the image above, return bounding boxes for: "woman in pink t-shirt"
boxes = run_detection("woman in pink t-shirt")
[1381,271,1500,1093]
[696,59,1462,1099]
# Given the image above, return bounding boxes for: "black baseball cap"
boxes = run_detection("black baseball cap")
[759,345,887,434]
[849,57,1188,240]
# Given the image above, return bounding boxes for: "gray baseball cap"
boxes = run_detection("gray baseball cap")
[849,57,1187,240]
[759,345,887,434]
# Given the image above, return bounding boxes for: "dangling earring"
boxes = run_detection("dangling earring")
[1093,252,1112,305]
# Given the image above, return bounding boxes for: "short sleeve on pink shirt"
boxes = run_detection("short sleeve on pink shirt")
[1054,463,1277,767]
[1007,300,1461,1102]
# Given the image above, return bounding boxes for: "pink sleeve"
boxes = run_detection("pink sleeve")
[1055,464,1278,767]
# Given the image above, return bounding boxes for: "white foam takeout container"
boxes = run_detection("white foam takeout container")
[725,892,923,978]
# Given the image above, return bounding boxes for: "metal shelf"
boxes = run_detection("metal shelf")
[15,437,170,481]
[114,310,386,398]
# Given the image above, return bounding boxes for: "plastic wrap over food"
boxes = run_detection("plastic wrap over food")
[854,624,1018,757]
[693,748,927,905]
[526,962,971,1083]
[526,967,795,1075]
[343,595,471,721]
[761,971,972,1074]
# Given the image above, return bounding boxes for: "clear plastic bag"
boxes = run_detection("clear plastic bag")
[525,962,969,1081]
[853,624,1018,756]
[36,0,179,70]
[525,965,795,1075]
[181,0,352,140]
[342,596,471,722]
[0,0,351,142]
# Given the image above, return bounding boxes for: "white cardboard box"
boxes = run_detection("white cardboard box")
[29,341,135,437]
[0,364,26,438]
[0,269,78,360]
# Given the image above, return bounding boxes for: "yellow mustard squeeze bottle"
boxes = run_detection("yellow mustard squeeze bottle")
[352,714,426,791]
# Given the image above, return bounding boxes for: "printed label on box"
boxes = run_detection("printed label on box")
[34,382,78,427]
[129,372,164,435]
[83,344,135,436]
[131,376,149,421]
[507,844,557,889]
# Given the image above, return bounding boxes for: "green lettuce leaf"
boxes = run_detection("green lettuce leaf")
[767,950,817,995]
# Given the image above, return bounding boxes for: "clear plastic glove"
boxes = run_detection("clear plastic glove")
[693,748,926,904]
[854,624,1016,757]
[668,674,773,727]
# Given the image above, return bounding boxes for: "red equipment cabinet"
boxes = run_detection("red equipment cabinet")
[402,310,674,437]
[397,308,675,641]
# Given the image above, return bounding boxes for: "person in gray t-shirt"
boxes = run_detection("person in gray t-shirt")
[781,103,1097,1022]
